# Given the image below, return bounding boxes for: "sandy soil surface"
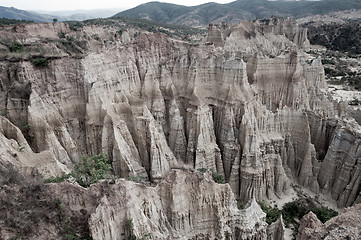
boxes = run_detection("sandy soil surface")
[328,84,361,103]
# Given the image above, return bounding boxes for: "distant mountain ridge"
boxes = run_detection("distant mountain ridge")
[34,9,123,21]
[114,0,361,27]
[0,6,59,22]
[1,0,361,25]
[0,6,123,22]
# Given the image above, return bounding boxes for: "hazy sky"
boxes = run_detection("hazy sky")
[0,0,234,11]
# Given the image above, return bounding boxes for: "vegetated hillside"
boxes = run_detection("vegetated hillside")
[114,0,361,27]
[114,2,190,22]
[229,0,361,18]
[306,21,361,54]
[0,172,91,240]
[112,1,244,26]
[0,6,60,22]
[172,2,253,26]
[0,17,34,25]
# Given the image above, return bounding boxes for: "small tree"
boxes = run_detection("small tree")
[72,154,112,187]
[10,41,25,52]
[53,18,58,23]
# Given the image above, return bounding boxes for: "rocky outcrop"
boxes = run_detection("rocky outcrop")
[297,203,361,240]
[0,170,268,240]
[206,22,231,46]
[267,216,285,240]
[0,115,68,183]
[0,18,360,210]
[317,121,361,207]
[222,18,310,60]
[89,170,267,240]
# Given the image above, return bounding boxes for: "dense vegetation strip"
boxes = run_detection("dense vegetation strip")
[0,17,34,25]
[259,199,338,238]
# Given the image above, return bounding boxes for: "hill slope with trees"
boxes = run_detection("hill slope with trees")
[114,0,361,27]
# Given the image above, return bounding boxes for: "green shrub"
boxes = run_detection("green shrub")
[32,57,49,67]
[258,198,338,236]
[197,168,225,184]
[123,219,136,240]
[67,21,83,32]
[0,110,8,117]
[141,233,153,239]
[259,201,281,225]
[321,58,336,65]
[324,67,347,77]
[19,121,30,129]
[237,201,245,210]
[349,98,360,106]
[44,153,112,188]
[72,153,112,187]
[66,35,75,42]
[10,41,25,53]
[343,75,361,90]
[92,34,100,41]
[44,174,71,183]
[211,169,225,184]
[58,32,66,38]
[310,207,338,223]
[197,168,208,173]
[124,219,134,230]
[282,199,307,227]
